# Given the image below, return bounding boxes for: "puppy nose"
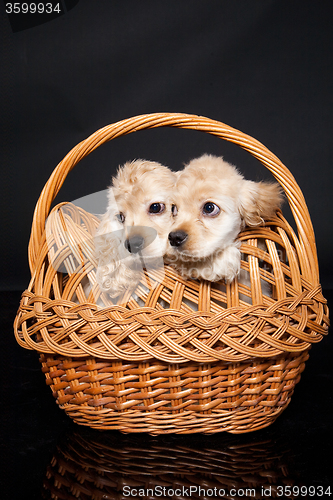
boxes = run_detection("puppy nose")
[168,230,188,247]
[124,235,145,254]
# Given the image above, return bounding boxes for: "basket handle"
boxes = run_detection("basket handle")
[28,112,319,284]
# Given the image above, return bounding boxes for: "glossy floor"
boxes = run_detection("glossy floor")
[2,291,332,499]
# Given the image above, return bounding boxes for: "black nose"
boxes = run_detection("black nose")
[125,235,145,254]
[168,230,188,247]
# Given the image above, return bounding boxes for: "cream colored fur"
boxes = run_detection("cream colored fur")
[166,154,283,284]
[95,159,177,298]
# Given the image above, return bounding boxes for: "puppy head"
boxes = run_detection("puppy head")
[167,154,283,261]
[95,159,177,297]
[97,159,177,261]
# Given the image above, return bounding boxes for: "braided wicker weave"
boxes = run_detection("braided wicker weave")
[14,113,329,434]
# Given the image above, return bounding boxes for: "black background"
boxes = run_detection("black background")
[1,1,332,498]
[1,0,333,291]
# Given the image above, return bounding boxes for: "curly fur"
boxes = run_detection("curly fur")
[95,159,177,298]
[166,154,284,283]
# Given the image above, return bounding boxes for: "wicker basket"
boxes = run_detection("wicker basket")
[14,113,329,434]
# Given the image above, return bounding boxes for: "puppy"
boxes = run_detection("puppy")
[95,159,177,298]
[167,154,283,284]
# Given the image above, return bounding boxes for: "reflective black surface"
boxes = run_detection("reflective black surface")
[1,290,332,499]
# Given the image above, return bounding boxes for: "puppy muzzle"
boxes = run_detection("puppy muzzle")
[168,230,188,247]
[124,235,145,254]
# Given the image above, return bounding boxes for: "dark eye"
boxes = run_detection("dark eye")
[202,202,220,216]
[116,212,125,223]
[172,204,178,216]
[148,202,165,214]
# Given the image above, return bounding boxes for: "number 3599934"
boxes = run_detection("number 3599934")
[5,3,62,14]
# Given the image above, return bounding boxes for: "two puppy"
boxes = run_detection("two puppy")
[95,155,283,298]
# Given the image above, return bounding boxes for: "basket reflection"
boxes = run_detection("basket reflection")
[42,428,295,499]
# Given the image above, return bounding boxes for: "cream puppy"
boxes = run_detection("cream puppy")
[167,154,283,283]
[95,159,177,298]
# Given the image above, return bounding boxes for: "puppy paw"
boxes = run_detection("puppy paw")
[211,244,241,283]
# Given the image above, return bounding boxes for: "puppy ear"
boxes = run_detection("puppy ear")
[239,181,284,227]
[94,210,143,298]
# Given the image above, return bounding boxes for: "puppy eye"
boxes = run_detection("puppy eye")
[116,212,125,223]
[202,202,220,216]
[172,204,178,216]
[148,202,165,214]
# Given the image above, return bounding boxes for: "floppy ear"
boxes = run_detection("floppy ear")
[96,257,139,298]
[94,210,142,298]
[239,180,284,227]
[94,212,120,294]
